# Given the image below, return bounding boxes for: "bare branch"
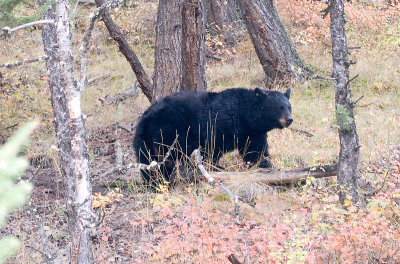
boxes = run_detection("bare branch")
[346,73,359,87]
[0,56,47,68]
[78,0,125,92]
[0,20,54,38]
[98,84,138,105]
[87,73,111,84]
[351,94,364,107]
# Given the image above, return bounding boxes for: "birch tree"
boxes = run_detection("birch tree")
[328,0,360,205]
[42,1,94,262]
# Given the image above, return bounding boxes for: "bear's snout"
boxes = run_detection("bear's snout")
[286,118,293,127]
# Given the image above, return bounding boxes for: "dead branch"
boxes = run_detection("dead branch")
[211,163,337,185]
[79,0,124,92]
[0,56,47,68]
[87,73,110,84]
[99,83,138,104]
[0,20,54,38]
[351,94,365,107]
[346,73,359,87]
[289,127,314,137]
[95,0,154,102]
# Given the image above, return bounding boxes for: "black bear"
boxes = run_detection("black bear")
[133,88,293,186]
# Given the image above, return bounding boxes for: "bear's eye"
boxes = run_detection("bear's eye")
[280,106,284,111]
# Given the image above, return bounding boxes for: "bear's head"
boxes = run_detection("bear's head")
[255,88,293,131]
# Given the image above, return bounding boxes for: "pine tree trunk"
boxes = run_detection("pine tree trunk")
[153,0,183,100]
[181,0,207,92]
[329,0,360,205]
[236,0,311,83]
[205,0,243,45]
[43,1,94,262]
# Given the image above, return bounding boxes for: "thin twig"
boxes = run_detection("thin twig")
[351,94,364,107]
[0,20,54,38]
[346,73,359,87]
[0,56,47,68]
[87,73,111,84]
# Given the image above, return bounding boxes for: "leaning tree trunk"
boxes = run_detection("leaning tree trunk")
[153,0,183,100]
[94,0,153,102]
[44,1,94,262]
[329,0,360,205]
[181,0,207,92]
[236,0,311,84]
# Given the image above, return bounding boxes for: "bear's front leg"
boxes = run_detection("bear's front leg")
[239,134,271,168]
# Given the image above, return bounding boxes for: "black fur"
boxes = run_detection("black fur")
[133,88,293,185]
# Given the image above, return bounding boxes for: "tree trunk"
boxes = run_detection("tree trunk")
[153,0,183,100]
[236,0,311,84]
[43,1,94,262]
[329,0,360,205]
[181,0,207,92]
[205,0,243,45]
[94,0,154,102]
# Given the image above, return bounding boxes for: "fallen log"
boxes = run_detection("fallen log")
[211,164,337,185]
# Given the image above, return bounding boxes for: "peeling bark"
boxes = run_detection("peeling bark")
[329,0,360,205]
[236,0,311,83]
[42,1,94,262]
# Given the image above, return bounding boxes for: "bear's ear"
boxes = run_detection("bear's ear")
[284,88,291,99]
[255,88,263,97]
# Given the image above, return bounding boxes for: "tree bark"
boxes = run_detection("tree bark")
[42,1,94,262]
[181,0,207,92]
[236,0,311,84]
[94,0,154,102]
[329,0,360,205]
[205,0,243,45]
[153,0,183,100]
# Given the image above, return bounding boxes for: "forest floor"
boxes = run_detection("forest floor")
[1,0,400,263]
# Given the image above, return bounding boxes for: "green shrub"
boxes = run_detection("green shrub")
[0,122,36,263]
